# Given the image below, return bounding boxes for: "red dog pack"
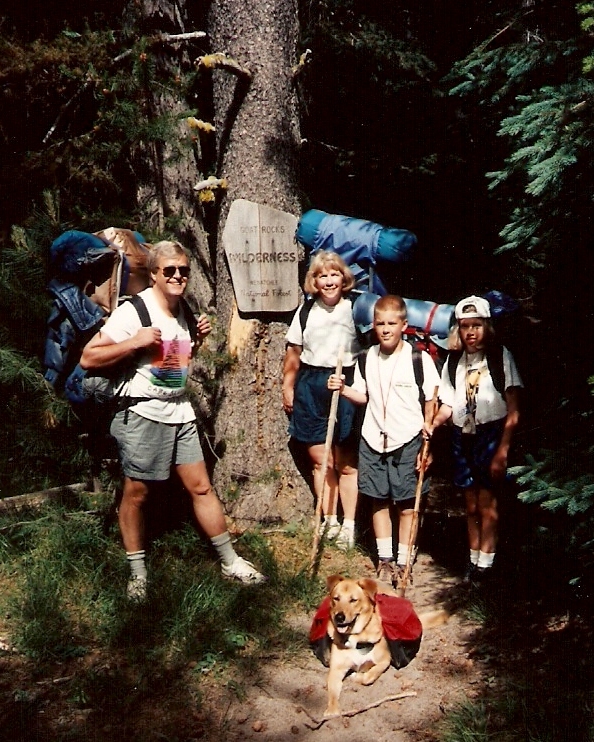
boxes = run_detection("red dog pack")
[310,593,423,669]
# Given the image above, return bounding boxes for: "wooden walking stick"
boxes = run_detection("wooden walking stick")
[396,386,439,597]
[310,347,344,570]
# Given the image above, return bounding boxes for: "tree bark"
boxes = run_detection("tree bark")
[207,0,311,527]
[135,0,311,527]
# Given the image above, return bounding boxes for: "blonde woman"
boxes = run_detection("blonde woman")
[283,251,361,549]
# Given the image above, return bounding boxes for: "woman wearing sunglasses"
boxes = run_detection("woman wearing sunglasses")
[81,240,267,600]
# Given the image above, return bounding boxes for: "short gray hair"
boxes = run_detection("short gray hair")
[147,240,189,274]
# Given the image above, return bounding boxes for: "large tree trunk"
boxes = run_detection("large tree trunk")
[136,0,311,527]
[207,0,311,527]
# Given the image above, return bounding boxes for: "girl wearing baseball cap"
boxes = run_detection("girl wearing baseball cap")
[427,296,523,586]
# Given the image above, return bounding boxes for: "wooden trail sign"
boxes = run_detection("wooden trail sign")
[223,199,299,313]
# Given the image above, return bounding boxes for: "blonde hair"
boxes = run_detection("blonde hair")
[147,240,189,274]
[303,251,355,295]
[374,294,407,321]
[448,318,496,351]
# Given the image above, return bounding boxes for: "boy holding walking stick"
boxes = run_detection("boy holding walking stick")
[328,295,440,589]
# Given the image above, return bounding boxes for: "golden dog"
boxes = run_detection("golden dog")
[324,574,392,717]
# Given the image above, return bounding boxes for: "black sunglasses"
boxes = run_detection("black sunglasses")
[160,265,190,279]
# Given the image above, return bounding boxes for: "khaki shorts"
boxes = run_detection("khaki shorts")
[110,410,203,481]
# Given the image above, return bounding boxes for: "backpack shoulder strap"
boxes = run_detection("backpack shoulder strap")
[128,294,152,327]
[128,294,198,344]
[447,350,463,387]
[412,349,425,409]
[486,344,505,397]
[447,346,505,396]
[357,350,368,380]
[179,297,198,345]
[299,297,316,334]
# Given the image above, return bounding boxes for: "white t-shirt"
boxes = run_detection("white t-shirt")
[438,346,523,427]
[353,343,441,453]
[285,297,360,367]
[101,288,196,424]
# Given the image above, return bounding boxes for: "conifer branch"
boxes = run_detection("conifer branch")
[114,32,207,63]
[476,9,534,54]
[158,31,207,43]
[42,78,96,145]
[44,31,208,144]
[195,53,251,79]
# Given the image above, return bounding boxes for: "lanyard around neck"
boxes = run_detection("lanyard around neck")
[377,346,403,451]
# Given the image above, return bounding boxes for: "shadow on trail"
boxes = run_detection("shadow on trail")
[416,478,594,741]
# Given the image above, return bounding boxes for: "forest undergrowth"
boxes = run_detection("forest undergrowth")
[0,483,591,741]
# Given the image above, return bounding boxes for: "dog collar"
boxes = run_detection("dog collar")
[344,636,375,653]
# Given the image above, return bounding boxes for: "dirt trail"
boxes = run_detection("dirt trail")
[217,553,484,742]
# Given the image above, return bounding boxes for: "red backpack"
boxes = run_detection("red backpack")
[309,593,423,669]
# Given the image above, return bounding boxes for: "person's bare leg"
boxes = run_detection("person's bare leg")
[308,443,339,517]
[477,487,498,557]
[177,462,266,583]
[465,487,481,552]
[118,477,149,552]
[335,443,358,521]
[372,501,392,539]
[118,477,150,599]
[397,508,414,552]
[176,461,227,537]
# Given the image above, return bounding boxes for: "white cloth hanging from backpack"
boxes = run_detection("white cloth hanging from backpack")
[439,348,523,428]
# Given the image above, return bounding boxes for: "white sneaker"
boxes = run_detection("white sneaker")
[318,521,341,540]
[221,557,267,584]
[127,575,147,602]
[335,528,355,551]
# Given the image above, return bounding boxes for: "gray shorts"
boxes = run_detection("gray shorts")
[110,410,204,481]
[358,433,428,504]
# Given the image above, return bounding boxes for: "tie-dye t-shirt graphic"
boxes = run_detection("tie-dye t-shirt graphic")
[149,336,192,389]
[100,288,197,424]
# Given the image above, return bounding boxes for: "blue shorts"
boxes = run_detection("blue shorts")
[110,410,204,481]
[289,364,357,445]
[358,434,427,504]
[451,420,505,490]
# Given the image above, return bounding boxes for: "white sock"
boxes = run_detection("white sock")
[126,550,147,580]
[376,537,393,561]
[211,532,238,567]
[477,551,495,569]
[324,514,339,526]
[470,549,480,566]
[341,519,355,532]
[397,543,416,567]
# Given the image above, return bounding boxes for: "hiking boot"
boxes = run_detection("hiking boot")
[221,557,268,584]
[471,566,493,588]
[335,528,355,551]
[462,562,477,586]
[318,521,341,540]
[395,564,413,589]
[126,575,147,603]
[376,559,397,585]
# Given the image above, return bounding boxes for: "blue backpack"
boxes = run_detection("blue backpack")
[63,294,198,408]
